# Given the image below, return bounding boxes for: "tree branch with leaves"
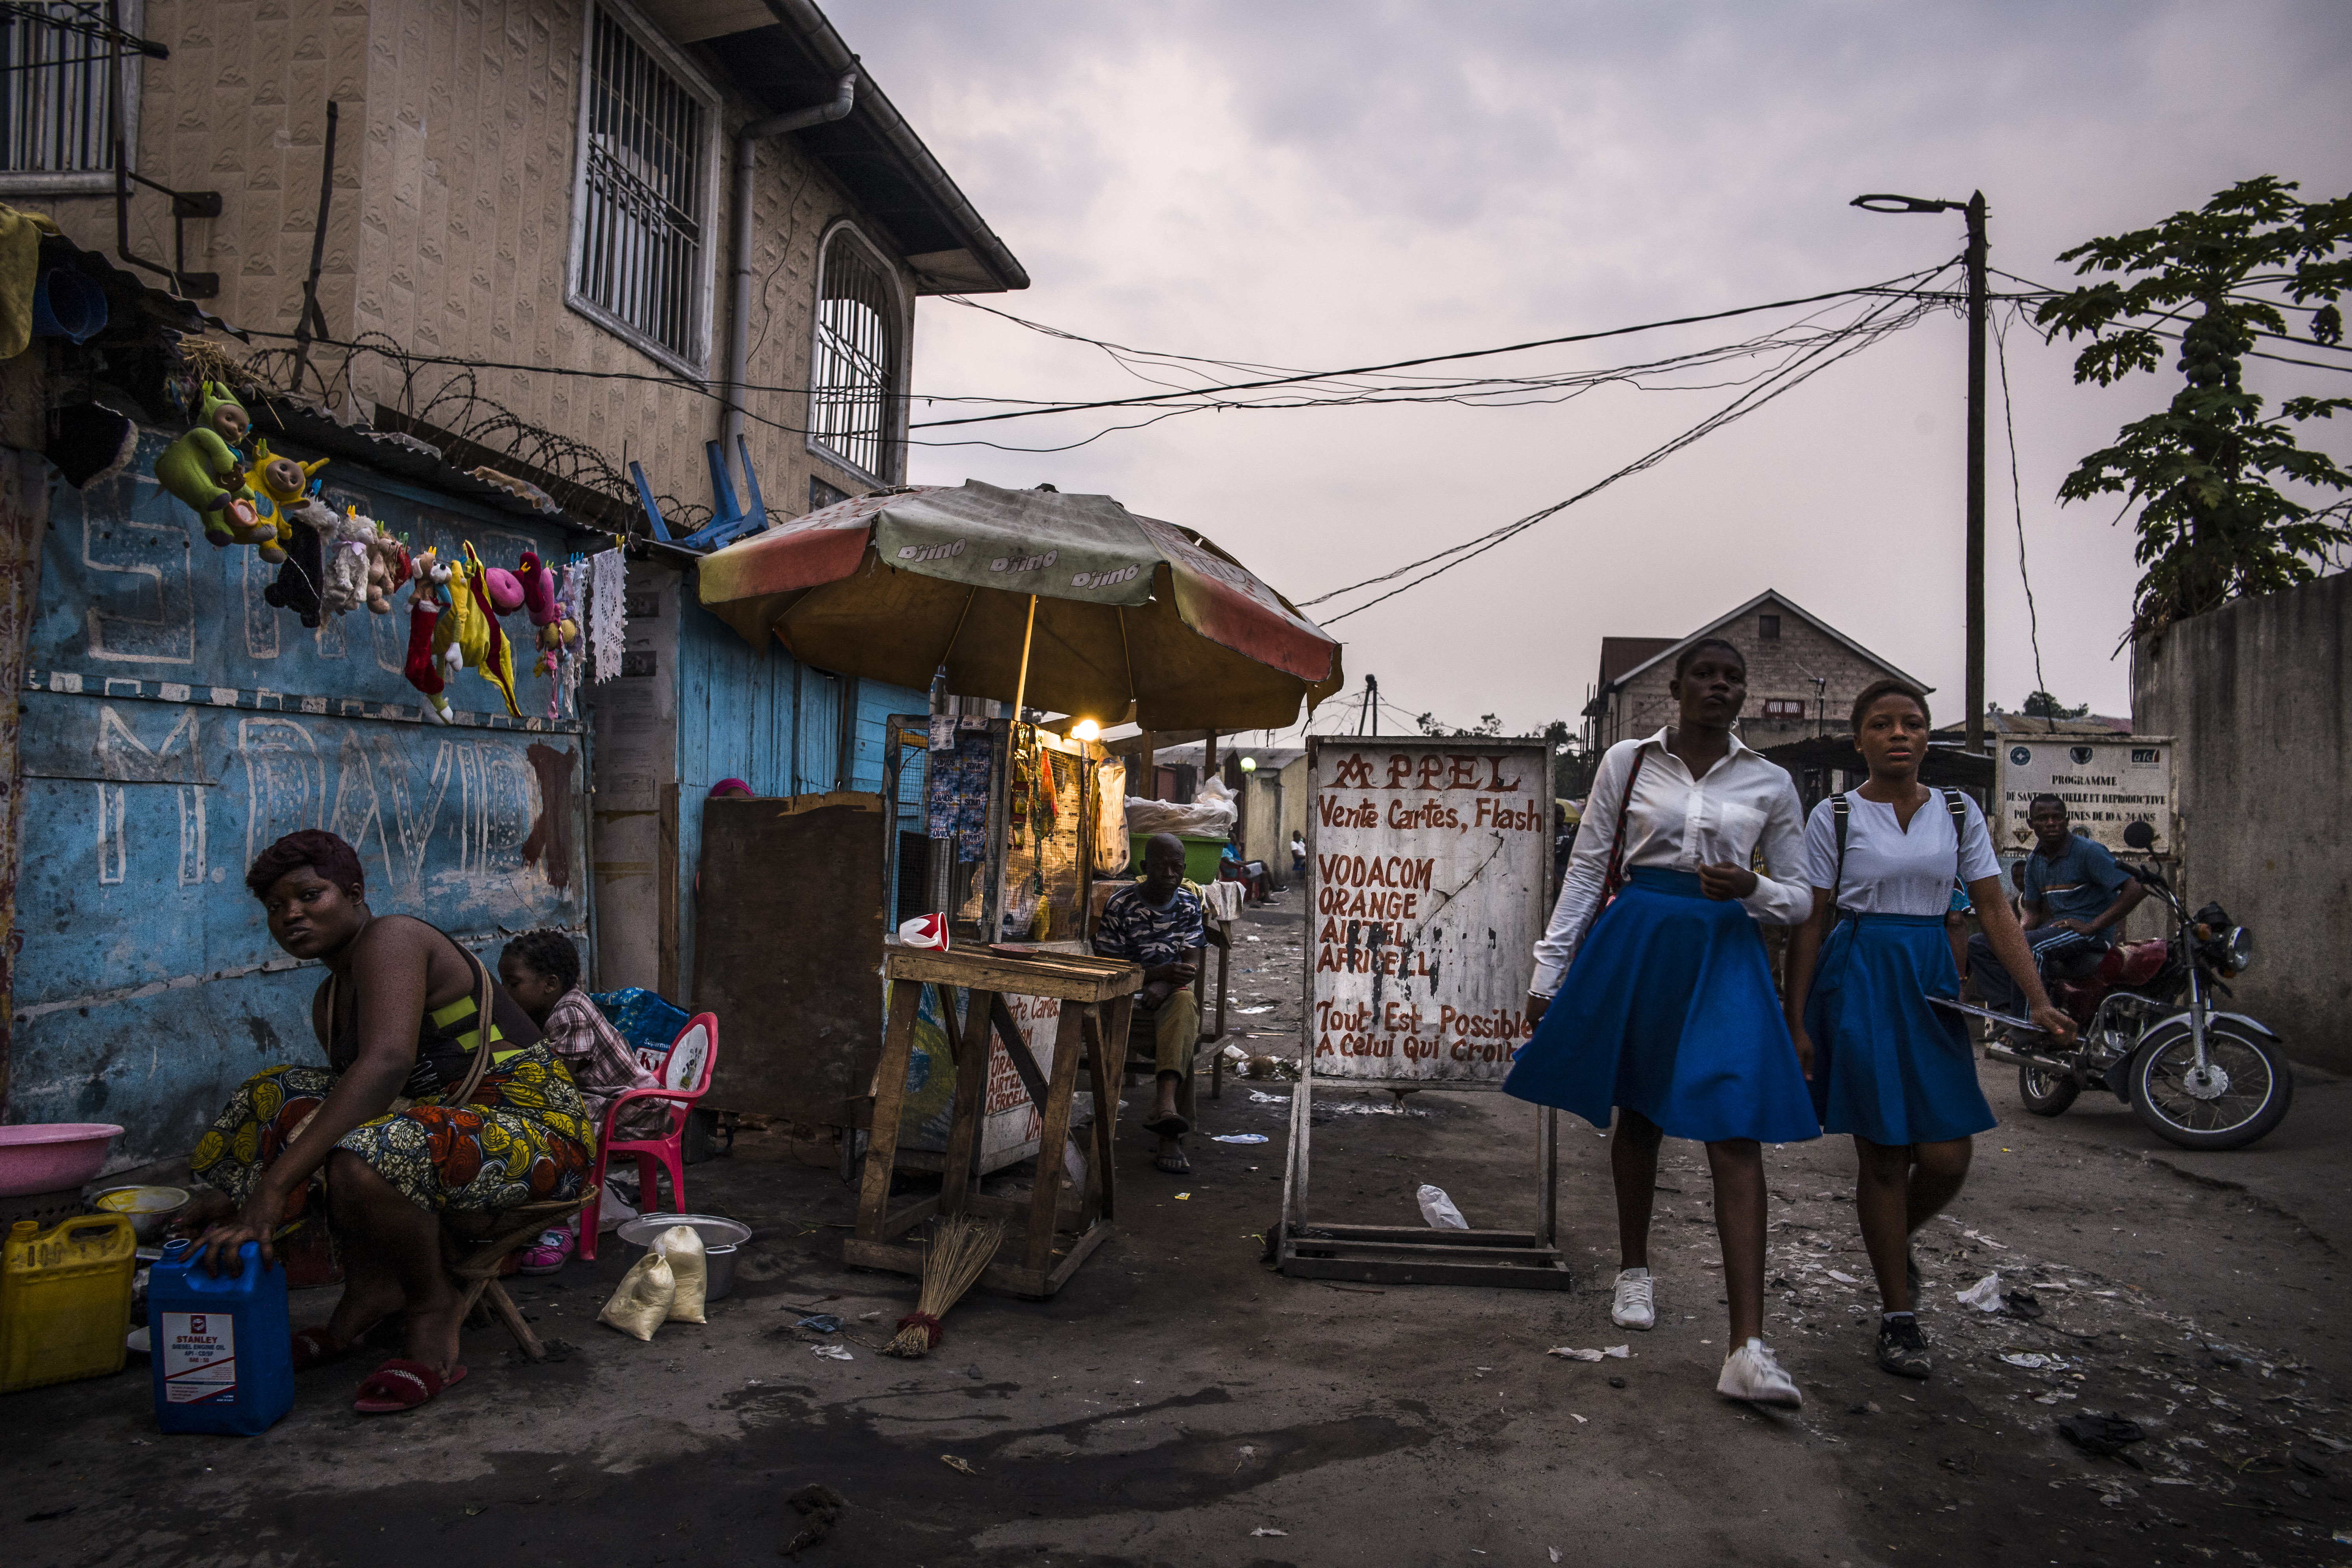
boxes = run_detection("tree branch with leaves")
[2034,176,2351,636]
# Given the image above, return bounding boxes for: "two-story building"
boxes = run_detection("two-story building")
[0,0,1027,1164]
[10,0,1023,508]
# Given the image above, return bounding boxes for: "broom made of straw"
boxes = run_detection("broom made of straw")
[883,1214,1005,1357]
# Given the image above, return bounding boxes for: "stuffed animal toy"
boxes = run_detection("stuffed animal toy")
[403,548,455,720]
[481,564,526,617]
[153,381,267,547]
[459,542,523,716]
[515,551,580,678]
[363,524,412,614]
[316,506,379,618]
[245,440,330,567]
[260,498,336,628]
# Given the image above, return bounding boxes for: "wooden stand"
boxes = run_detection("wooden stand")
[847,946,1140,1298]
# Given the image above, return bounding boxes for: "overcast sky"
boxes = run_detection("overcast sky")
[827,1,2352,740]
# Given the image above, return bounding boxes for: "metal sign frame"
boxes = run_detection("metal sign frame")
[1276,735,1568,1289]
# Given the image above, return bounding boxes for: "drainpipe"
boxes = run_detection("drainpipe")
[723,68,856,487]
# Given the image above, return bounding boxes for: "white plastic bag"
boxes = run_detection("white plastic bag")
[1417,1184,1468,1230]
[1957,1271,2004,1311]
[658,1224,708,1324]
[598,1248,677,1341]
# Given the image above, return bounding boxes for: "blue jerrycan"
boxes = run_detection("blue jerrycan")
[146,1240,295,1435]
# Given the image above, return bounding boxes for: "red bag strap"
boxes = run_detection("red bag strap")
[1601,743,1651,903]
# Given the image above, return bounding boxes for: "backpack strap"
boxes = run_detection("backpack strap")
[1601,743,1651,902]
[1831,792,1850,904]
[1945,788,1971,894]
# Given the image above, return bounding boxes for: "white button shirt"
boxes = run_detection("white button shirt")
[1531,728,1811,997]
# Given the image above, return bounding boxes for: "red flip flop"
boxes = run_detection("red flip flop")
[353,1358,469,1415]
[290,1325,352,1373]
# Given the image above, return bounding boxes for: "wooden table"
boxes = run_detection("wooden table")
[846,945,1141,1298]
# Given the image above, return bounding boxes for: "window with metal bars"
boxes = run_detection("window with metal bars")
[810,228,900,482]
[0,0,136,190]
[568,2,713,368]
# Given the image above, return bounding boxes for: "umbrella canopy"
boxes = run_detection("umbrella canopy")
[695,480,1344,730]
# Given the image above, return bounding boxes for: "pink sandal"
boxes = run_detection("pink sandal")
[353,1358,469,1415]
[290,1325,352,1373]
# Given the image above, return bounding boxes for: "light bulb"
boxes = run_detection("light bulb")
[1070,718,1101,742]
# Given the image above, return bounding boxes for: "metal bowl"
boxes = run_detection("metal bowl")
[613,1213,753,1302]
[92,1185,190,1244]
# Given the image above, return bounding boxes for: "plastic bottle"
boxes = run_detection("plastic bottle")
[1416,1183,1469,1230]
[0,1213,136,1392]
[145,1239,294,1435]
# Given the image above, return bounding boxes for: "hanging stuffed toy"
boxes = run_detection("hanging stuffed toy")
[153,381,268,548]
[403,550,453,723]
[457,542,523,717]
[317,506,379,618]
[261,497,336,628]
[516,550,579,684]
[363,523,412,614]
[245,440,329,566]
[547,560,584,719]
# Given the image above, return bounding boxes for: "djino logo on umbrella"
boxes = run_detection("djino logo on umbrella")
[989,550,1058,573]
[895,539,966,562]
[1070,565,1141,589]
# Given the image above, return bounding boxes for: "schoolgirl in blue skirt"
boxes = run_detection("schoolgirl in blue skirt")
[1505,638,1816,1408]
[1784,679,2075,1381]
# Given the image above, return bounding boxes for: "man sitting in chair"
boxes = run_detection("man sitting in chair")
[1094,832,1206,1175]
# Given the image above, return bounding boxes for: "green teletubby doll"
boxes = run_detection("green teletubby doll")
[153,381,267,547]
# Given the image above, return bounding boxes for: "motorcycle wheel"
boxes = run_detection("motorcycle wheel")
[2017,1063,2079,1117]
[2126,1022,2295,1151]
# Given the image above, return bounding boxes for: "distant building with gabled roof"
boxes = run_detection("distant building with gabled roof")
[1582,589,1930,753]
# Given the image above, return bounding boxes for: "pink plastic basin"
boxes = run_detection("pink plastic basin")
[0,1124,124,1198]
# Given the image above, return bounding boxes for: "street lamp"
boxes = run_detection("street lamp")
[1069,718,1101,742]
[1853,190,1990,755]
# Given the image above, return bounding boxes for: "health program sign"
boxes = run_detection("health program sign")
[1994,735,2175,854]
[1303,738,1551,1083]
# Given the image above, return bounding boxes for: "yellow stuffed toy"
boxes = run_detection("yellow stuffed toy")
[246,440,329,567]
[453,543,522,717]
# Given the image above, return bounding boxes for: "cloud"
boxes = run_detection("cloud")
[825,0,2352,731]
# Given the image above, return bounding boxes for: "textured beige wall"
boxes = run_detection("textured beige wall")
[1603,595,1905,747]
[31,0,910,515]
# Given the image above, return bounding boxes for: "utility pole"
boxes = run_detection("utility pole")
[1855,190,1991,752]
[1963,191,1988,756]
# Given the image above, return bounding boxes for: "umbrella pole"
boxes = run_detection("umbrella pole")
[989,595,1040,943]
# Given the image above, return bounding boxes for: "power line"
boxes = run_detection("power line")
[1302,272,1954,623]
[916,266,1959,431]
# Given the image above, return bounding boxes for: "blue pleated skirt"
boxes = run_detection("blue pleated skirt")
[1804,912,1997,1146]
[1503,868,1819,1145]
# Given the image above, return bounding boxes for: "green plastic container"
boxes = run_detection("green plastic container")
[1127,832,1226,884]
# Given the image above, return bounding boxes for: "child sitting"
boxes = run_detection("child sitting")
[498,930,668,1273]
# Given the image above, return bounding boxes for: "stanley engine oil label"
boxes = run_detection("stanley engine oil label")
[160,1311,237,1403]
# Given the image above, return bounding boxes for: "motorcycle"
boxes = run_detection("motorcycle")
[1982,819,2293,1151]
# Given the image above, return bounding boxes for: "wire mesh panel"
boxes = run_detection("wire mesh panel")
[811,233,897,480]
[575,5,706,361]
[0,2,123,174]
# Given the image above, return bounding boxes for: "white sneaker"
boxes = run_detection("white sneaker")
[1610,1267,1655,1330]
[1716,1337,1802,1408]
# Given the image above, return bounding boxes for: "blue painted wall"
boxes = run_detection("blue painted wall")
[8,436,593,1170]
[669,591,925,1001]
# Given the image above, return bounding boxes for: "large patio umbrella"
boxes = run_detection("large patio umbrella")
[694,480,1343,731]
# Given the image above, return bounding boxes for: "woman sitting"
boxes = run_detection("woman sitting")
[183,830,597,1413]
[497,929,667,1274]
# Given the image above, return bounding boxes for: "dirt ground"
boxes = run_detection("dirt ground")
[6,890,2348,1568]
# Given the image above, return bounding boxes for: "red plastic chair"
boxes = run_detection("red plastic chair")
[577,1013,717,1261]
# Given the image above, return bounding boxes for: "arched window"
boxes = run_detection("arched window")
[810,227,900,483]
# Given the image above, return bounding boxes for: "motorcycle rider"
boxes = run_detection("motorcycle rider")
[1967,795,2145,1019]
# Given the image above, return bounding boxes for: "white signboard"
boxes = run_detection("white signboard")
[1304,738,1550,1082]
[1994,735,2174,855]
